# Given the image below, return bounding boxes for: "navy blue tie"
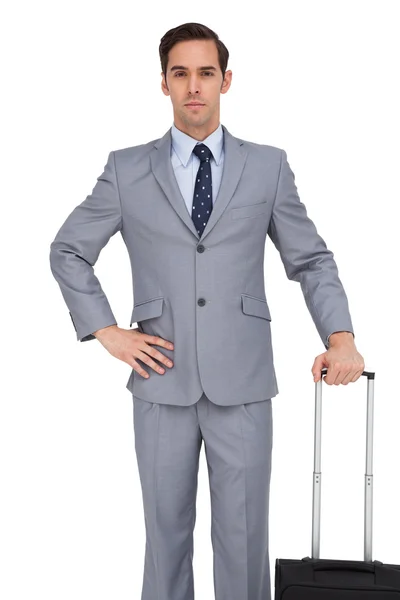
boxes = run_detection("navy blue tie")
[191,143,213,236]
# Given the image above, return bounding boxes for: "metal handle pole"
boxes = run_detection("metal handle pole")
[311,369,375,562]
[364,376,375,562]
[311,372,323,559]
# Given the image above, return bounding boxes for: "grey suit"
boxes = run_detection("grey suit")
[49,123,354,407]
[49,123,354,599]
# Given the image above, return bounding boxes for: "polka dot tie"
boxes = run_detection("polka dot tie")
[191,143,213,236]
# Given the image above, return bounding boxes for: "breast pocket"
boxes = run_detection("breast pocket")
[231,201,269,220]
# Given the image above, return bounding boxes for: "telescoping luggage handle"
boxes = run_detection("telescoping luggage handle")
[312,368,375,563]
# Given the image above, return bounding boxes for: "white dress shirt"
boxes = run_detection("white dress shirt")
[170,121,224,215]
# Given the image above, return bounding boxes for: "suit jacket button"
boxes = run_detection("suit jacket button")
[197,244,205,253]
[197,298,206,306]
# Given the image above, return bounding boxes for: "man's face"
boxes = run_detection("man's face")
[161,39,232,138]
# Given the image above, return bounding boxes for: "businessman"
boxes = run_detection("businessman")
[49,21,365,600]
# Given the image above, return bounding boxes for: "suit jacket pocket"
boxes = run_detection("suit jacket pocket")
[241,293,271,320]
[130,296,164,327]
[231,201,269,220]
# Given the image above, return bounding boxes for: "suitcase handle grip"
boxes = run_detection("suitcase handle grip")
[312,561,379,574]
[320,367,375,380]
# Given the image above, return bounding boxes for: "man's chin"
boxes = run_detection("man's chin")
[187,111,208,123]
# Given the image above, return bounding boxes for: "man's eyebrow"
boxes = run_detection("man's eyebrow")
[169,65,217,72]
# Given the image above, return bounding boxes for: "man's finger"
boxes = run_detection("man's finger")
[143,334,174,349]
[323,363,343,385]
[341,369,358,385]
[351,368,364,383]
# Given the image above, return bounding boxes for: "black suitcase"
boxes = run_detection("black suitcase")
[274,368,400,598]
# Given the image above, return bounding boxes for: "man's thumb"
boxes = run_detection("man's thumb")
[312,357,325,382]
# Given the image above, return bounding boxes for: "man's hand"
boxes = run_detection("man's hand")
[93,325,174,379]
[311,332,365,385]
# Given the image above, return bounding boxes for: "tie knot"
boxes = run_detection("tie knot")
[192,143,213,162]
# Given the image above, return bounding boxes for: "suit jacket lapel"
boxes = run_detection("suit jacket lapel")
[150,123,249,242]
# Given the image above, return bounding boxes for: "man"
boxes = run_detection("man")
[49,21,365,600]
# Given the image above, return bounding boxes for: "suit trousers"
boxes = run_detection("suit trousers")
[132,391,273,600]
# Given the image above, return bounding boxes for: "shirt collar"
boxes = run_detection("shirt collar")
[171,121,224,167]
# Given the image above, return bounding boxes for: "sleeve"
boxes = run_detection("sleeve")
[49,151,122,342]
[267,149,355,350]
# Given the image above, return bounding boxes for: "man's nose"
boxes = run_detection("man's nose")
[187,78,201,95]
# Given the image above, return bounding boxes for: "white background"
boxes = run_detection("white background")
[2,1,399,598]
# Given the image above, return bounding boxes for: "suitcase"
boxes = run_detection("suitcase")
[274,367,400,598]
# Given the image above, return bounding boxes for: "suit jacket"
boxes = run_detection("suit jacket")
[49,123,354,406]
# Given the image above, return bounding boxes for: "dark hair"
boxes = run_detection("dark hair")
[159,22,229,82]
